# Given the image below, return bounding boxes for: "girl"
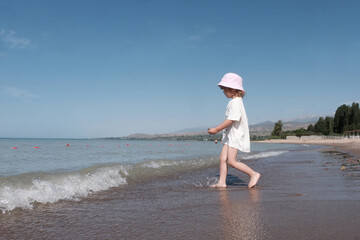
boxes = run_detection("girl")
[208,73,261,188]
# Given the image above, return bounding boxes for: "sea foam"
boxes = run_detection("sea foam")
[0,150,288,213]
[0,157,220,214]
[0,165,128,214]
[241,151,289,160]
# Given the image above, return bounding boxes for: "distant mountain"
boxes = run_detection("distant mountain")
[249,121,276,136]
[174,127,207,134]
[282,121,315,131]
[250,120,275,129]
[126,130,208,139]
[249,119,318,136]
[125,116,321,139]
[288,114,329,123]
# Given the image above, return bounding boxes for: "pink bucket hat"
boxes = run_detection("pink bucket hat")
[218,73,244,91]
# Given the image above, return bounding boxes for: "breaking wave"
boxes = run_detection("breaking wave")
[0,156,218,214]
[0,150,290,214]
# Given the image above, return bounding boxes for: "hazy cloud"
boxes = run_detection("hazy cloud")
[188,27,216,46]
[0,30,31,49]
[3,87,39,101]
[188,35,201,41]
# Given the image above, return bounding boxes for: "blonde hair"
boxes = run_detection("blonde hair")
[220,86,246,98]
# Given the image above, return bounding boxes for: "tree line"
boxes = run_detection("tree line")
[310,102,360,135]
[271,102,360,138]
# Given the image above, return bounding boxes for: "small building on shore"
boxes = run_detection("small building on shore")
[344,130,360,138]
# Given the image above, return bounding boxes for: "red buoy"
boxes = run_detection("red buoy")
[12,147,18,149]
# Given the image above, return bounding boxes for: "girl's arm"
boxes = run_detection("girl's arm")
[208,119,233,134]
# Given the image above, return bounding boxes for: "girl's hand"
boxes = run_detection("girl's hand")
[208,120,232,135]
[208,128,218,135]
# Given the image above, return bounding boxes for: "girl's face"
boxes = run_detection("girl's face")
[222,88,236,98]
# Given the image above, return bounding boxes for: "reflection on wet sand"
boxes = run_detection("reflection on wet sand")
[219,188,265,239]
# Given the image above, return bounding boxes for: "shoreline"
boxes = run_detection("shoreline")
[1,141,360,239]
[258,138,360,159]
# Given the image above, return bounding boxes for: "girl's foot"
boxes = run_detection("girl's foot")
[248,172,261,188]
[210,183,227,188]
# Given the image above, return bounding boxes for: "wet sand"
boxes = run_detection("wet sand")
[1,146,360,239]
[260,138,360,159]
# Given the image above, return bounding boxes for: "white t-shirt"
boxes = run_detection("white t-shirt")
[222,97,251,152]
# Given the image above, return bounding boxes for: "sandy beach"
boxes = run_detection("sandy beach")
[260,138,360,159]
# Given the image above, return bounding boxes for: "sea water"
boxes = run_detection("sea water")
[0,138,319,213]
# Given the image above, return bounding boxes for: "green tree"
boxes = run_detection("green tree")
[307,124,315,133]
[324,116,334,135]
[295,128,306,138]
[349,102,360,130]
[334,104,350,133]
[271,120,283,136]
[314,117,326,134]
[280,131,287,139]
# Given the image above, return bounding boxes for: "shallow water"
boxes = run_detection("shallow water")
[0,138,309,175]
[1,145,359,239]
[0,139,315,213]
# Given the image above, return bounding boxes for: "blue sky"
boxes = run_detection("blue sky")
[1,0,359,138]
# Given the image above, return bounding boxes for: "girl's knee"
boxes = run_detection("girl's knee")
[220,155,227,163]
[227,159,237,167]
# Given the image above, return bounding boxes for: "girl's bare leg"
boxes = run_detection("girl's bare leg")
[226,146,261,188]
[211,145,228,187]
